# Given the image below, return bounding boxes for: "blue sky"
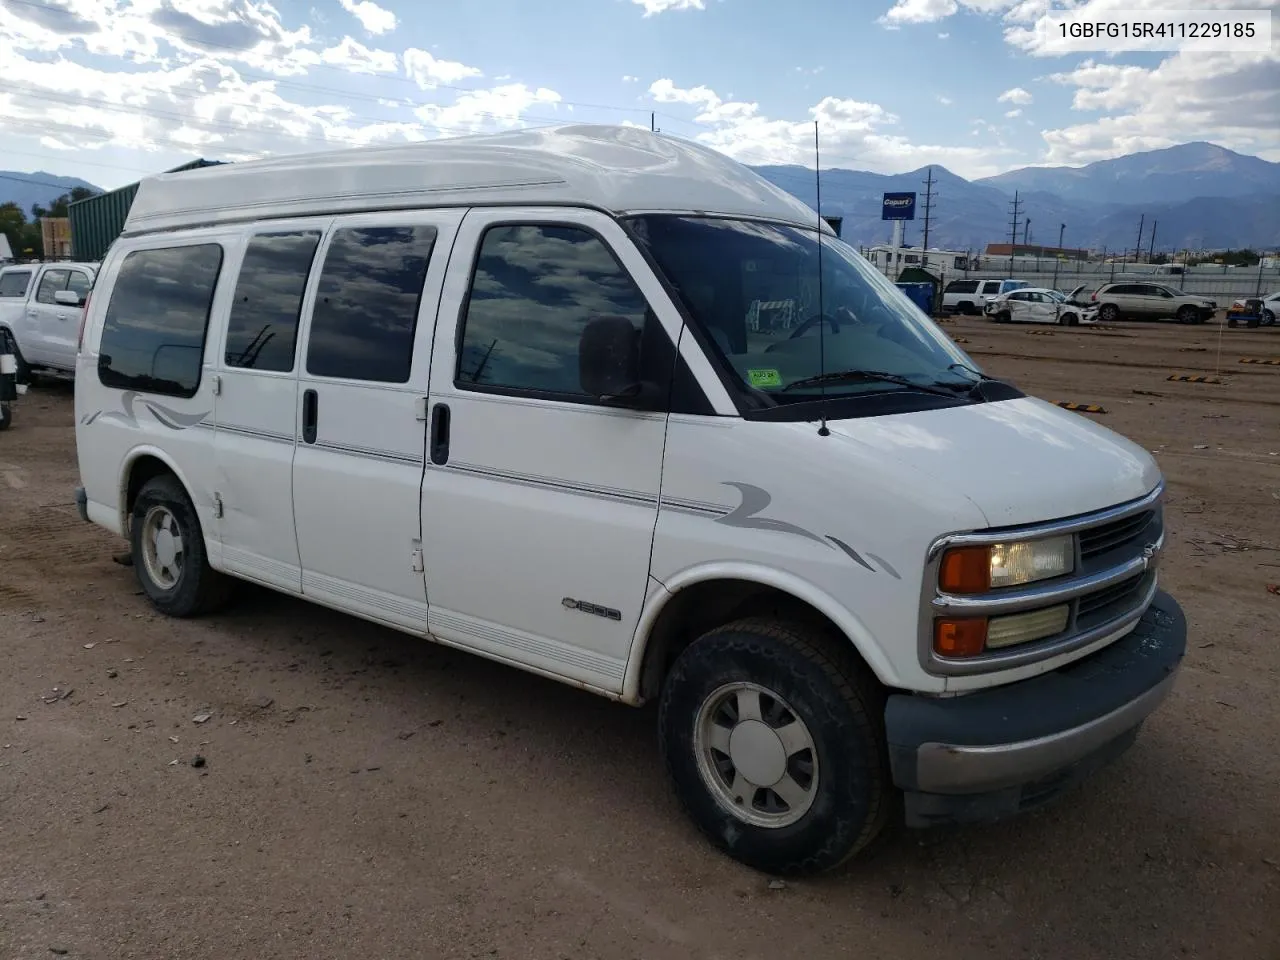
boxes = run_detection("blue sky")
[1,0,1277,191]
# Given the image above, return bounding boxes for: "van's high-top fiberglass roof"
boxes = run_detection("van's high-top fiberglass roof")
[123,124,830,236]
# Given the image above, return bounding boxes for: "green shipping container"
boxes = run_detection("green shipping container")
[68,159,223,262]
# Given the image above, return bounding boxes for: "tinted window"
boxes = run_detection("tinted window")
[945,280,977,294]
[226,231,321,372]
[0,270,31,298]
[36,269,69,303]
[306,225,435,383]
[981,282,1000,294]
[98,244,223,398]
[66,270,92,299]
[1008,292,1029,302]
[457,224,648,395]
[1105,285,1134,295]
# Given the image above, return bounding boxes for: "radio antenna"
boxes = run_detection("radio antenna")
[814,120,830,437]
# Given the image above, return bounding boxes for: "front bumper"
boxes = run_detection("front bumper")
[886,590,1186,826]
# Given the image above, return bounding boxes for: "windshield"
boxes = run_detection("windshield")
[626,216,978,406]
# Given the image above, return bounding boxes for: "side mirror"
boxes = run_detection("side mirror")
[54,290,84,307]
[579,315,642,401]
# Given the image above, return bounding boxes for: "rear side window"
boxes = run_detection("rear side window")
[945,280,977,294]
[98,244,224,398]
[981,281,1000,294]
[457,224,648,396]
[306,225,436,383]
[226,231,321,372]
[36,269,70,303]
[0,270,32,298]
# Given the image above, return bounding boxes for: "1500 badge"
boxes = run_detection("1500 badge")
[561,597,622,621]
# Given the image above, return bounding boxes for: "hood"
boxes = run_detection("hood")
[827,396,1161,527]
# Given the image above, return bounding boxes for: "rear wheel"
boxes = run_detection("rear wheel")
[130,474,233,617]
[658,617,890,876]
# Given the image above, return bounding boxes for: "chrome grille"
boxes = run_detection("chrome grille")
[1079,509,1156,560]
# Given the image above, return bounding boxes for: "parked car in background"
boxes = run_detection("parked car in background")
[1227,291,1277,326]
[0,261,98,380]
[985,287,1098,326]
[1089,281,1215,324]
[941,278,1029,315]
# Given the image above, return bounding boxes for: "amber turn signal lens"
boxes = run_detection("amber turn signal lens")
[939,546,992,593]
[934,618,988,657]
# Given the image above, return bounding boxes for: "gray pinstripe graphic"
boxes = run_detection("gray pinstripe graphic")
[443,460,658,506]
[312,439,423,466]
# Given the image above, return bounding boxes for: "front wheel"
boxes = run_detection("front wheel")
[130,474,233,617]
[1059,312,1078,326]
[1176,306,1199,325]
[1098,304,1119,322]
[658,618,890,876]
[1264,310,1276,326]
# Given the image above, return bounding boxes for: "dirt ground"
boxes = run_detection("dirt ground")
[2,316,1278,960]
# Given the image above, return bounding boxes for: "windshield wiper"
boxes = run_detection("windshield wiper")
[780,369,962,400]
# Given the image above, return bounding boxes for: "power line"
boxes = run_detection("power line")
[1007,190,1022,275]
[920,166,935,259]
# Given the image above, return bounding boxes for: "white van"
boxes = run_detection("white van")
[73,125,1185,875]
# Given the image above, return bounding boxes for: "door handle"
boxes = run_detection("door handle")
[429,402,450,465]
[302,388,318,444]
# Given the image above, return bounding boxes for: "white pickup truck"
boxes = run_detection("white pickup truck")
[0,261,98,384]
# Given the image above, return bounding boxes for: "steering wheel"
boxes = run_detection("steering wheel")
[788,312,842,339]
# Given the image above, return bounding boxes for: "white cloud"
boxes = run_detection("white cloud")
[1040,50,1280,164]
[938,31,950,38]
[403,48,483,87]
[647,78,1012,178]
[998,86,1033,105]
[630,0,705,14]
[0,0,567,167]
[320,36,397,74]
[336,0,396,34]
[937,95,953,105]
[878,0,1007,25]
[414,83,562,135]
[1004,108,1022,118]
[622,75,639,83]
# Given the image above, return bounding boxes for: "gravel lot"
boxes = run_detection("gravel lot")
[2,316,1278,960]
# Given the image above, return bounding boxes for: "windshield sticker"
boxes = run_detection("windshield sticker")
[747,368,782,388]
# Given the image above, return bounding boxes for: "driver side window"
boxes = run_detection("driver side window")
[456,223,651,397]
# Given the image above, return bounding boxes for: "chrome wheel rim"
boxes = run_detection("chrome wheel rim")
[693,681,819,829]
[140,505,184,591]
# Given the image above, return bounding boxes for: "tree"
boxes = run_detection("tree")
[30,185,98,220]
[0,202,27,260]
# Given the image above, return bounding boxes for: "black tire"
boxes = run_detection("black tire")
[129,474,232,617]
[0,328,32,385]
[658,617,890,876]
[1059,312,1078,326]
[958,302,975,316]
[0,402,10,431]
[996,311,1011,324]
[1228,317,1238,328]
[1098,304,1119,322]
[1264,310,1276,326]
[1176,306,1198,325]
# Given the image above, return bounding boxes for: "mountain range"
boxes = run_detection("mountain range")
[0,171,102,217]
[751,142,1280,252]
[2,142,1278,251]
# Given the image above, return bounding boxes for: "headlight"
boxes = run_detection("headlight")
[939,534,1074,593]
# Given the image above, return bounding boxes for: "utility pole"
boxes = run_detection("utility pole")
[1025,218,1032,247]
[1007,191,1022,275]
[1133,214,1145,266]
[920,166,935,267]
[1148,220,1158,262]
[1053,223,1066,290]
